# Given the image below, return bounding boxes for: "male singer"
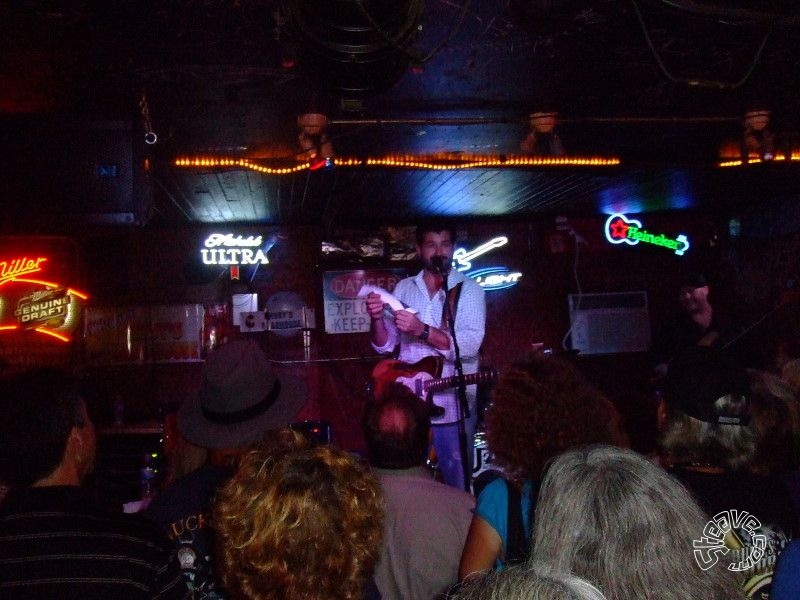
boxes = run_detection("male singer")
[366,222,486,490]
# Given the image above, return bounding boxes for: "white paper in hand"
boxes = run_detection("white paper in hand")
[358,284,417,315]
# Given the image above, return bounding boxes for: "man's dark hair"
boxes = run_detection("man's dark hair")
[0,367,86,486]
[415,221,457,246]
[363,383,431,469]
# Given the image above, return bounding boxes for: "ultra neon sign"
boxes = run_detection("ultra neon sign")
[453,236,522,291]
[604,213,690,256]
[200,233,272,265]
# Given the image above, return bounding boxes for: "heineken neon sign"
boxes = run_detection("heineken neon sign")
[604,213,690,256]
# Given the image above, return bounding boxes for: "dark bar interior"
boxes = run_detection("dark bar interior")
[1,3,799,597]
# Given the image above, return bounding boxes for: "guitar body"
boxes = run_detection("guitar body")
[371,356,444,400]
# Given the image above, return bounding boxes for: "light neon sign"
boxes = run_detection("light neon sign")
[201,233,272,265]
[0,255,89,342]
[0,257,48,284]
[454,237,509,272]
[604,213,690,256]
[453,236,523,291]
[467,267,522,290]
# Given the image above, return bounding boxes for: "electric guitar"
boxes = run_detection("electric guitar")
[371,356,498,408]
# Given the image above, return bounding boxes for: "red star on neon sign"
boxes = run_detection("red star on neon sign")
[609,217,630,239]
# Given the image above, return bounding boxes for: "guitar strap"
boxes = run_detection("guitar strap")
[441,281,464,328]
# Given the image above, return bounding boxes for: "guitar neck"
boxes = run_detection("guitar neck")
[424,370,495,393]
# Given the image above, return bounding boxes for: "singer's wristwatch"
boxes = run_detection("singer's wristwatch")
[418,323,430,341]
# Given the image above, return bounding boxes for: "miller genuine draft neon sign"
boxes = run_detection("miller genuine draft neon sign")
[604,213,690,256]
[0,255,89,342]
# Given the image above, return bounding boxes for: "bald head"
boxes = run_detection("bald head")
[378,404,410,436]
[363,383,431,469]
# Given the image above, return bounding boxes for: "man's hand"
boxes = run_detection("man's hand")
[395,310,424,337]
[365,292,385,320]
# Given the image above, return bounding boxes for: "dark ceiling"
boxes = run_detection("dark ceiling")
[1,1,800,228]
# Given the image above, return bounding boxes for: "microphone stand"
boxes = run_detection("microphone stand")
[441,268,472,493]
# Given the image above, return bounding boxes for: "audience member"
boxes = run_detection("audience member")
[748,369,800,477]
[213,434,384,600]
[772,304,800,385]
[459,355,626,578]
[144,339,307,598]
[773,539,800,599]
[0,367,186,599]
[530,445,742,600]
[450,564,607,600]
[659,346,799,597]
[364,383,474,599]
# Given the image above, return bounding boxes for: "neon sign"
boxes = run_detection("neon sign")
[201,233,272,265]
[453,236,523,291]
[0,255,89,342]
[454,237,509,272]
[604,213,690,256]
[1,257,48,284]
[14,288,71,326]
[467,268,522,290]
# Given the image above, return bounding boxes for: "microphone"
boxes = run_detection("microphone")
[429,256,451,276]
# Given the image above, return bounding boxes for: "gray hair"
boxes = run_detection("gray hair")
[748,369,800,474]
[530,445,741,600]
[660,393,755,470]
[449,564,607,600]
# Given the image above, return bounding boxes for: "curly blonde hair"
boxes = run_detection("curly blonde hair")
[213,430,384,600]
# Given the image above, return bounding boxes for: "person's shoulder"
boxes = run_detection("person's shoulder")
[461,274,483,290]
[438,482,476,507]
[783,539,800,556]
[99,509,174,544]
[392,276,416,294]
[396,274,417,287]
[145,465,229,520]
[477,474,510,503]
[450,271,482,291]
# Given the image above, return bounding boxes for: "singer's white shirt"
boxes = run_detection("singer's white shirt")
[372,269,486,423]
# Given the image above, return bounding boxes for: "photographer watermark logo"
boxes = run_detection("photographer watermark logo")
[692,510,766,571]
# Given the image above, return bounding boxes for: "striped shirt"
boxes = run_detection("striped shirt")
[372,269,486,423]
[0,486,187,599]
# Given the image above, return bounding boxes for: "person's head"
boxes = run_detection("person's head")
[783,358,800,396]
[659,346,754,470]
[416,221,456,275]
[450,564,607,600]
[0,367,96,487]
[214,434,384,600]
[678,271,711,314]
[530,445,741,600]
[748,369,800,474]
[485,355,623,484]
[363,382,431,469]
[178,339,307,452]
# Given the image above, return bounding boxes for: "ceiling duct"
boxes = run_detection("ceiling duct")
[283,0,424,97]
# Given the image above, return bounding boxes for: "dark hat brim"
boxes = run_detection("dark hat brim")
[178,374,307,449]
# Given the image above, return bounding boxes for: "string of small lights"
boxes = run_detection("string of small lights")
[719,153,800,167]
[174,155,621,173]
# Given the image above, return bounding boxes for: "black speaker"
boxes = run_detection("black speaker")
[0,117,151,228]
